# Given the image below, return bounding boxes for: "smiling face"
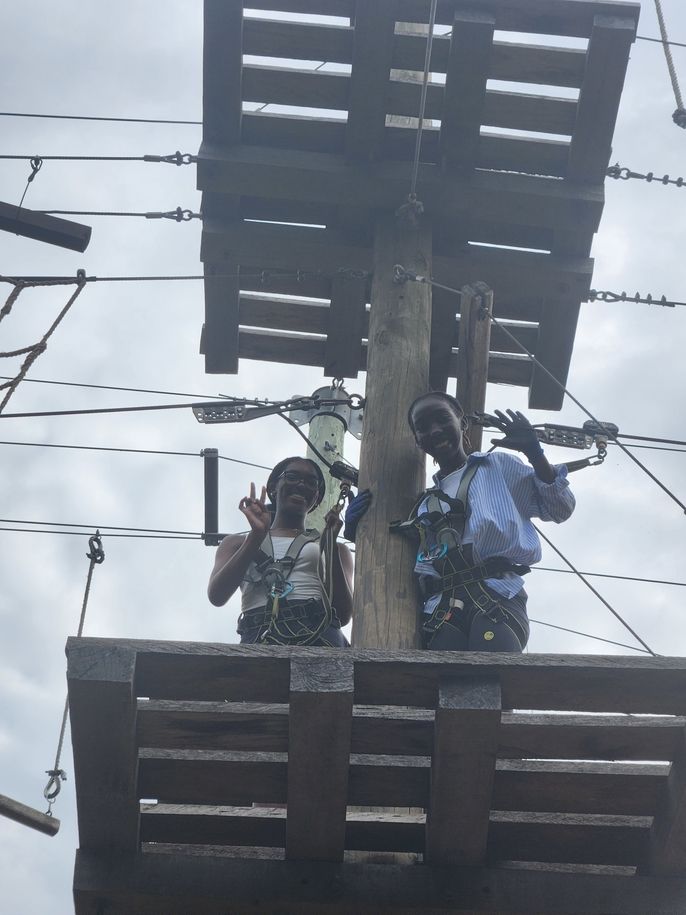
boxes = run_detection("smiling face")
[409,394,468,474]
[272,458,322,515]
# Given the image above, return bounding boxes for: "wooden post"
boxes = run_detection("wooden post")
[0,793,60,837]
[352,212,431,650]
[456,281,493,453]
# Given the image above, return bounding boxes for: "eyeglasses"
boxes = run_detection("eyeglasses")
[277,470,320,490]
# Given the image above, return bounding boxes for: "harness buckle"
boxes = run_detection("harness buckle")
[269,581,294,600]
[418,543,448,562]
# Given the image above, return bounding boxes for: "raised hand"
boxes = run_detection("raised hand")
[238,483,271,537]
[343,489,372,542]
[490,409,543,460]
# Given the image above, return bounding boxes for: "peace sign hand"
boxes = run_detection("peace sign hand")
[490,409,543,460]
[239,483,271,537]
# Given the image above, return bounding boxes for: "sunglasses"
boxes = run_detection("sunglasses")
[277,470,320,490]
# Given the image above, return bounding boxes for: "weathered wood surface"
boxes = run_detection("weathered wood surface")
[426,676,501,865]
[70,638,686,716]
[67,642,139,851]
[455,282,493,452]
[286,656,353,860]
[137,701,686,762]
[646,724,686,875]
[352,212,430,650]
[202,0,242,147]
[74,848,686,915]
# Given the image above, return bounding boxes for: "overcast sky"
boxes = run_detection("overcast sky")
[1,1,686,911]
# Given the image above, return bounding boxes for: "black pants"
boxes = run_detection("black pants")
[423,586,529,652]
[237,599,349,647]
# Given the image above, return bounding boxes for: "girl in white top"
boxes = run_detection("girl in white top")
[208,457,353,646]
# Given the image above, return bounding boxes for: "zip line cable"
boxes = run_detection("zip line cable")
[653,0,686,128]
[534,566,686,589]
[534,524,656,657]
[0,518,200,536]
[0,374,240,401]
[0,439,271,471]
[0,152,196,165]
[528,618,652,655]
[397,270,686,516]
[0,527,200,540]
[0,111,202,125]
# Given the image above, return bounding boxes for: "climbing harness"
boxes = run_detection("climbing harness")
[238,529,337,645]
[42,532,105,822]
[391,461,529,648]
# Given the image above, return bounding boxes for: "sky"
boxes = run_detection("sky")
[1,1,686,912]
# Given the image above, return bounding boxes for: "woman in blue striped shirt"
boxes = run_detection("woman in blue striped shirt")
[406,392,575,651]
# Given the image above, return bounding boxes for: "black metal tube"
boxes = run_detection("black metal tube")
[202,448,221,546]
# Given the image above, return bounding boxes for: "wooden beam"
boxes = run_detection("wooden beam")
[197,143,604,234]
[528,292,582,410]
[440,10,495,172]
[324,272,367,378]
[0,793,60,837]
[203,0,243,147]
[426,675,501,865]
[0,201,91,252]
[202,262,240,374]
[394,1,641,39]
[71,638,686,715]
[67,641,139,851]
[455,282,493,452]
[345,0,397,162]
[352,212,430,650]
[286,656,353,861]
[243,16,353,65]
[429,287,456,391]
[567,15,637,184]
[646,724,686,875]
[74,848,686,915]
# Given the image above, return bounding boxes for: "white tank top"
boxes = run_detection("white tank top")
[240,536,324,612]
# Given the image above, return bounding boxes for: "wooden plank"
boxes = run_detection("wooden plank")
[72,638,686,715]
[395,1,641,39]
[240,110,570,177]
[243,16,353,64]
[0,201,91,252]
[345,1,397,161]
[141,803,287,847]
[528,293,583,410]
[243,63,349,112]
[138,749,288,806]
[243,0,352,16]
[567,15,636,184]
[286,656,353,861]
[456,282,493,452]
[203,0,243,147]
[197,143,604,234]
[67,641,139,851]
[74,847,686,915]
[202,262,239,374]
[348,754,429,807]
[499,712,686,763]
[240,294,330,335]
[494,760,666,816]
[393,32,587,88]
[489,810,650,867]
[647,724,686,875]
[426,676,501,866]
[73,848,686,915]
[240,328,327,369]
[429,287,456,391]
[441,10,495,172]
[325,273,367,377]
[387,80,579,135]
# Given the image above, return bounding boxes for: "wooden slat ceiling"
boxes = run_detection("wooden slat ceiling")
[198,0,639,409]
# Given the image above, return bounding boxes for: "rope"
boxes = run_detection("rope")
[43,532,105,816]
[654,0,686,127]
[407,0,439,209]
[0,277,87,413]
[534,525,657,657]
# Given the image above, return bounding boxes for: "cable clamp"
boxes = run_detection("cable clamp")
[145,207,200,222]
[393,264,413,285]
[143,151,196,166]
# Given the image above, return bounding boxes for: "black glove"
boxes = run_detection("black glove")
[490,409,544,461]
[343,489,372,542]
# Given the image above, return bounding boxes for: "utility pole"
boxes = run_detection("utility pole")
[352,212,431,650]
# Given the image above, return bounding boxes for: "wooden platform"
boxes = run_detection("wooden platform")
[198,0,640,409]
[69,638,686,914]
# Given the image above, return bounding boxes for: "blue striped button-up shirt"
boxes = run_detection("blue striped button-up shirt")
[415,451,575,607]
